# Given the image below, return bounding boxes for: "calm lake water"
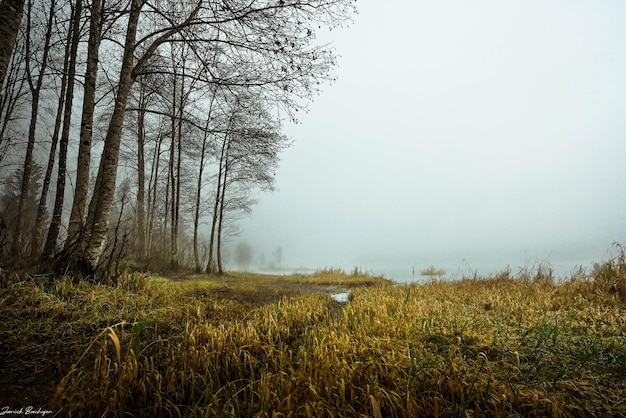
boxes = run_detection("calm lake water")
[256,258,600,284]
[368,260,598,284]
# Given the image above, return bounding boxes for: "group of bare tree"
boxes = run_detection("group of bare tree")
[0,0,356,280]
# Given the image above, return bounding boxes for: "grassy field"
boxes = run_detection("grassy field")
[1,253,625,417]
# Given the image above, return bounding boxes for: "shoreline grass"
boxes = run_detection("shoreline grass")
[1,251,625,416]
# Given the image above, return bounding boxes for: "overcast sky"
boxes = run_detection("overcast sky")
[237,0,626,281]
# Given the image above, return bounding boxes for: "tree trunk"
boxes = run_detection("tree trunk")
[12,0,52,257]
[65,0,102,248]
[42,0,82,260]
[206,138,225,274]
[193,142,205,272]
[30,0,60,257]
[168,62,177,269]
[0,0,25,86]
[0,37,26,162]
[173,57,184,270]
[78,0,142,274]
[9,115,33,256]
[162,146,170,256]
[146,129,163,257]
[216,142,231,275]
[193,94,215,272]
[13,0,54,257]
[133,80,149,260]
[32,77,65,257]
[69,0,202,274]
[206,105,237,274]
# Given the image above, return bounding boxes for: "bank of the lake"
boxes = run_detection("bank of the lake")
[1,254,625,416]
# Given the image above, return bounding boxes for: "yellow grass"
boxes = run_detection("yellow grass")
[2,248,626,417]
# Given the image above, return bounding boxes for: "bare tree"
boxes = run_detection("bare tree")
[30,0,74,257]
[41,0,82,259]
[234,241,252,271]
[204,95,240,275]
[75,0,203,275]
[206,91,288,274]
[145,121,167,259]
[29,0,65,257]
[0,0,26,85]
[0,31,27,169]
[192,89,217,272]
[274,246,283,269]
[12,0,57,257]
[65,0,104,249]
[134,79,149,260]
[62,0,356,277]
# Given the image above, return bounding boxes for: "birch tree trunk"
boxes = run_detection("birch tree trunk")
[0,0,25,86]
[78,0,142,273]
[65,0,102,248]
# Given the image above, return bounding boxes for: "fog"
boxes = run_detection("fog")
[235,1,626,281]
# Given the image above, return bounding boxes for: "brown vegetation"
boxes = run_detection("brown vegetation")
[1,251,625,416]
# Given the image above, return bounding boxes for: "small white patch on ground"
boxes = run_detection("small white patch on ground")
[331,292,350,303]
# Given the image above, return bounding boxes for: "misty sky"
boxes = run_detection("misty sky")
[237,1,626,280]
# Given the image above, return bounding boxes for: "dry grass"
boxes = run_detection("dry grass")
[2,248,626,417]
[291,266,390,287]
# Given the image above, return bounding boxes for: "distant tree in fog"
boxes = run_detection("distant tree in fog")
[274,246,283,269]
[234,241,253,271]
